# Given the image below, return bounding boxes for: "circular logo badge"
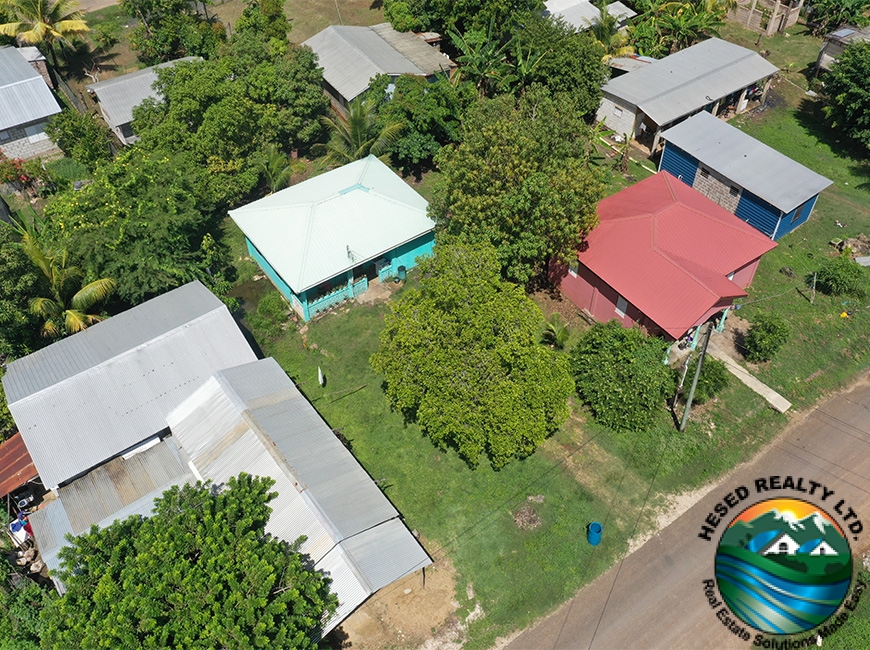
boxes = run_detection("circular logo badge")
[715,497,852,635]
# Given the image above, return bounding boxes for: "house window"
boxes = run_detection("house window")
[778,541,788,553]
[700,168,710,179]
[729,186,740,197]
[568,261,578,277]
[613,106,623,117]
[791,200,808,223]
[615,295,628,318]
[24,124,48,143]
[0,129,10,142]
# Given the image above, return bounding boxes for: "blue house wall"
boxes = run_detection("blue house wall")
[247,232,435,321]
[660,143,699,186]
[661,142,820,242]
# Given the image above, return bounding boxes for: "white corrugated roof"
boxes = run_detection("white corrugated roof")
[86,57,198,129]
[2,281,256,489]
[0,46,60,130]
[229,155,434,293]
[303,24,452,102]
[602,38,778,126]
[545,0,636,30]
[166,357,431,634]
[661,112,832,213]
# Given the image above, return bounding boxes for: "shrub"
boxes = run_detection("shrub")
[44,110,113,170]
[744,312,790,362]
[570,321,674,432]
[247,289,289,339]
[682,355,729,404]
[816,253,867,298]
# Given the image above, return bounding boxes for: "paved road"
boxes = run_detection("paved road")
[507,373,870,650]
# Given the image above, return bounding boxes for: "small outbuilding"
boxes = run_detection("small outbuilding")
[0,46,61,160]
[229,155,435,321]
[303,23,453,114]
[659,111,832,240]
[816,25,870,73]
[544,0,636,31]
[554,172,777,340]
[596,38,778,151]
[86,57,199,145]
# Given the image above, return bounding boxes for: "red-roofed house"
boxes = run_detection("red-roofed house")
[555,172,777,340]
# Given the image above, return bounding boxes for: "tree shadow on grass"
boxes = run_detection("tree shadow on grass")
[794,96,870,190]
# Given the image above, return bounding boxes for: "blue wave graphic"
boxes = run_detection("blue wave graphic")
[715,552,850,634]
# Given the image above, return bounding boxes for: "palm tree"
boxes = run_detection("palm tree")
[9,217,114,338]
[448,25,514,96]
[0,0,89,75]
[541,314,570,350]
[590,1,635,62]
[259,144,304,194]
[320,98,402,166]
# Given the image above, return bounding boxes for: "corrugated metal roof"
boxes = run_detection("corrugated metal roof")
[545,0,636,30]
[577,172,777,339]
[229,155,434,292]
[0,433,38,498]
[86,57,198,129]
[166,357,431,630]
[601,38,778,126]
[660,112,832,213]
[2,281,256,489]
[303,24,452,102]
[0,46,60,130]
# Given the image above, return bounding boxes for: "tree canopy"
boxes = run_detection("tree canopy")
[431,87,604,286]
[370,240,574,468]
[40,473,338,649]
[807,0,870,36]
[383,0,543,35]
[119,0,224,64]
[629,0,727,57]
[0,0,89,71]
[823,41,870,154]
[570,321,674,432]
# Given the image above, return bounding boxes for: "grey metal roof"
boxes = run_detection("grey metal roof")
[825,25,870,44]
[2,281,257,489]
[661,112,833,213]
[166,357,431,633]
[601,38,779,127]
[303,24,452,102]
[0,46,60,130]
[86,57,198,129]
[229,155,434,293]
[28,438,193,594]
[545,0,636,30]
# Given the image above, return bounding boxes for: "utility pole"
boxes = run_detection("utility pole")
[680,322,712,432]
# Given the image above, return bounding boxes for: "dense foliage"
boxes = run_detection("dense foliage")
[371,240,574,468]
[682,354,729,404]
[370,73,474,172]
[0,558,53,650]
[40,474,337,649]
[823,41,870,154]
[43,149,211,304]
[44,109,113,171]
[132,32,328,208]
[816,252,867,297]
[383,0,543,35]
[431,87,604,286]
[0,225,39,359]
[629,0,728,57]
[744,311,790,363]
[120,0,225,64]
[807,0,870,36]
[570,321,674,432]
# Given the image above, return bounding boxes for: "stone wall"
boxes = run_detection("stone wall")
[0,119,62,160]
[692,165,742,213]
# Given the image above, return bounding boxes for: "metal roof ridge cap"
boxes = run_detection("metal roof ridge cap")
[658,248,736,299]
[240,410,310,494]
[295,203,318,291]
[331,538,375,593]
[333,26,383,72]
[8,303,228,406]
[0,76,44,89]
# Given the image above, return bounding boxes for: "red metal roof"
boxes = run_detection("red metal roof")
[0,433,38,498]
[579,172,777,339]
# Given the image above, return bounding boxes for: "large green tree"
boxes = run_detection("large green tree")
[370,240,574,469]
[44,109,113,171]
[629,0,725,57]
[0,0,88,73]
[823,41,870,153]
[320,97,402,166]
[570,321,674,432]
[807,0,870,36]
[43,148,211,305]
[431,87,604,286]
[383,0,543,35]
[370,73,474,173]
[40,474,338,649]
[119,0,223,64]
[0,556,53,649]
[0,225,39,359]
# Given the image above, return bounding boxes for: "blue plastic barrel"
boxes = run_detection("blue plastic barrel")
[397,265,407,281]
[587,521,603,546]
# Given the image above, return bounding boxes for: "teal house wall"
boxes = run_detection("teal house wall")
[247,232,434,321]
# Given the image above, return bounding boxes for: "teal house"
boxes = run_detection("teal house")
[229,155,435,321]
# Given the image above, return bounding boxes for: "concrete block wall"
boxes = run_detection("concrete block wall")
[729,0,802,36]
[596,95,638,138]
[0,120,61,160]
[692,165,741,213]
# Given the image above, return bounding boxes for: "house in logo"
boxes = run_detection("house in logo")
[809,541,838,557]
[761,532,800,556]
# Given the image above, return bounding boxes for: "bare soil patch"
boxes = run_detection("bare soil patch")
[529,289,593,335]
[326,554,460,650]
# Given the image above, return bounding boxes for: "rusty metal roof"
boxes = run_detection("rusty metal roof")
[0,433,37,498]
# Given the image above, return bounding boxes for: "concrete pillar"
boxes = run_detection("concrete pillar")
[736,87,749,114]
[760,76,772,105]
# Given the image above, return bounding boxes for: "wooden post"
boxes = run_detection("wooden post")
[811,272,817,304]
